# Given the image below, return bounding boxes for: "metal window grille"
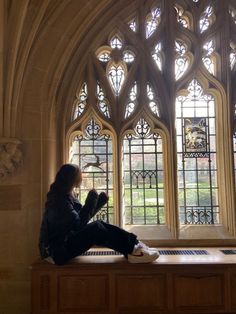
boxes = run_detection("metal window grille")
[123,118,164,225]
[70,119,114,223]
[176,80,219,224]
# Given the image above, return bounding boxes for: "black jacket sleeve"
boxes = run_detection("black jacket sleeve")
[79,189,99,223]
[78,190,109,223]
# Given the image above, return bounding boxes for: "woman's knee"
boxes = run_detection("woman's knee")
[96,220,109,227]
[91,219,104,226]
[90,220,109,240]
[92,220,107,231]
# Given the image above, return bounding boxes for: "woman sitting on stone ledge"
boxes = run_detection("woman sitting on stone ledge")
[39,164,159,265]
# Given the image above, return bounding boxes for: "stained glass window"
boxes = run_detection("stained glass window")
[230,42,236,70]
[230,6,236,24]
[98,51,111,62]
[199,5,215,33]
[110,36,122,49]
[147,83,160,117]
[152,43,162,71]
[123,118,164,224]
[123,51,135,63]
[70,119,114,223]
[125,82,137,119]
[72,83,88,120]
[68,1,234,236]
[108,63,126,95]
[176,80,219,224]
[230,51,236,69]
[128,18,137,32]
[202,40,215,75]
[146,7,161,38]
[96,82,110,118]
[175,40,189,80]
[175,6,189,29]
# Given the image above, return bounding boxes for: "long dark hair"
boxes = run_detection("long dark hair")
[47,164,81,198]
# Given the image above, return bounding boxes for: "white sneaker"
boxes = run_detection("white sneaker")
[137,241,149,250]
[135,241,159,253]
[128,246,159,263]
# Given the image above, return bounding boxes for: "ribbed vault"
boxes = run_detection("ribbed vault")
[2,0,126,138]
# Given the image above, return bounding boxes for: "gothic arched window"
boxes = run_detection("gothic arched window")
[66,0,236,240]
[176,80,218,225]
[69,118,114,223]
[123,118,164,225]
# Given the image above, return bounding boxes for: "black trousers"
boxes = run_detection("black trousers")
[51,218,138,265]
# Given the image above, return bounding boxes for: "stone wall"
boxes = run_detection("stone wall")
[0,1,112,313]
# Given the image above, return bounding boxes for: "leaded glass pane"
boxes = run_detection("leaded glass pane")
[230,42,236,70]
[123,118,164,225]
[145,7,161,38]
[147,83,160,116]
[110,36,123,49]
[152,43,162,70]
[199,5,215,33]
[69,1,233,235]
[230,51,236,69]
[96,82,110,118]
[70,119,114,223]
[175,6,189,29]
[202,40,215,75]
[73,83,88,120]
[108,64,125,95]
[175,40,189,80]
[98,51,111,62]
[128,18,137,32]
[229,6,236,24]
[125,82,137,119]
[176,80,219,224]
[123,50,135,63]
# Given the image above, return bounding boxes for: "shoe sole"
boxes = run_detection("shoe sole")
[127,254,159,263]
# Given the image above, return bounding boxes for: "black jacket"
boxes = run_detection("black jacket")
[38,190,107,259]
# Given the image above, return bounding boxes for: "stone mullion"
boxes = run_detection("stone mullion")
[163,0,179,238]
[222,0,233,127]
[87,56,97,113]
[217,0,236,235]
[138,3,147,114]
[119,58,139,122]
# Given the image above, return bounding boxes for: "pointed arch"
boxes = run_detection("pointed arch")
[176,78,219,224]
[58,0,236,240]
[67,112,117,224]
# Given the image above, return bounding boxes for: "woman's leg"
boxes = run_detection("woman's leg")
[66,220,138,260]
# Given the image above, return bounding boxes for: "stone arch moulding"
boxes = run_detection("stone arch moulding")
[18,0,235,239]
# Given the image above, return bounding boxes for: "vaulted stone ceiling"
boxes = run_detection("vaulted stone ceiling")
[1,0,131,138]
[4,0,235,145]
